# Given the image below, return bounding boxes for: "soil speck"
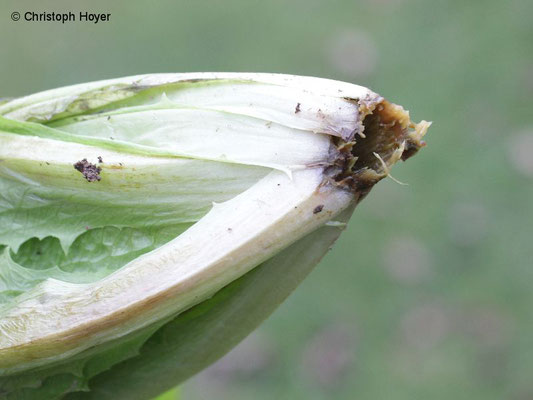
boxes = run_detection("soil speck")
[74,159,102,182]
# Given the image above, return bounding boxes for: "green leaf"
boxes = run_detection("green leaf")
[11,237,65,271]
[0,248,72,308]
[1,226,191,309]
[0,207,352,400]
[68,207,354,400]
[152,387,180,400]
[0,140,267,253]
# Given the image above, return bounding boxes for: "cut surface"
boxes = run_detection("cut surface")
[329,99,429,192]
[354,100,426,171]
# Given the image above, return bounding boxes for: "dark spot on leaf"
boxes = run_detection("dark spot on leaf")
[313,205,324,214]
[74,159,102,182]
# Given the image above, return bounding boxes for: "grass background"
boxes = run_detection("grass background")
[1,0,532,399]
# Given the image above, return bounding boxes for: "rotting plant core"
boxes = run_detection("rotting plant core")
[330,99,428,193]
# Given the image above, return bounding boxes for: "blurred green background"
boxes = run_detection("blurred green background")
[1,0,532,399]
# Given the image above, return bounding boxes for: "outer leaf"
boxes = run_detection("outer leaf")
[0,73,377,141]
[69,207,355,400]
[0,207,353,400]
[0,168,354,374]
[0,130,268,252]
